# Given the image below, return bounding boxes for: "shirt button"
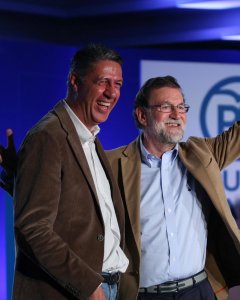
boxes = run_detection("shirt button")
[97,234,104,241]
[168,208,172,214]
[170,232,174,237]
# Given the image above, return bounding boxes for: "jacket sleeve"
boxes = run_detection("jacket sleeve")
[204,121,240,170]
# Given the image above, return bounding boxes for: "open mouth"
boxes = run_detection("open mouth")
[165,122,180,127]
[98,101,111,107]
[97,100,111,112]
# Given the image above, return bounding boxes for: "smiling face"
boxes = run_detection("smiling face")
[68,60,123,130]
[136,86,187,152]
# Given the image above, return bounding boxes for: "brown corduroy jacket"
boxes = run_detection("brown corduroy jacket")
[106,122,240,300]
[13,100,125,300]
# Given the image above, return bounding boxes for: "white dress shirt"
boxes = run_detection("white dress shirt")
[64,101,128,274]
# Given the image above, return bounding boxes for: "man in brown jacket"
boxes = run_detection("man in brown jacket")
[0,44,129,300]
[106,76,240,300]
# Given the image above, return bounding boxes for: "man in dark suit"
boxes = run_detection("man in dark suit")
[1,44,128,300]
[107,76,240,300]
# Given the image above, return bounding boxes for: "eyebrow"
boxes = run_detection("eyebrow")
[156,101,185,105]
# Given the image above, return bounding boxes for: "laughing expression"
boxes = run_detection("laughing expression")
[71,60,123,130]
[145,87,187,144]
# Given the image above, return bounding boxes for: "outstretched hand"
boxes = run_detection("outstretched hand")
[0,128,17,176]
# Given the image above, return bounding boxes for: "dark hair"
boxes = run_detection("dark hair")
[134,76,184,129]
[67,43,123,87]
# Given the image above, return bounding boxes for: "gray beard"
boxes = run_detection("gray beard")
[151,120,185,144]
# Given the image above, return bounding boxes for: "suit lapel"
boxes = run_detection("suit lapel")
[53,101,100,207]
[179,143,224,210]
[120,138,142,257]
[179,142,237,224]
[95,139,125,243]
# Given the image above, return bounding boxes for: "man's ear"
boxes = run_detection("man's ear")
[135,107,147,127]
[69,74,78,92]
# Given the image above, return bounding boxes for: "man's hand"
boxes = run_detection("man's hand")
[0,128,17,176]
[88,286,106,300]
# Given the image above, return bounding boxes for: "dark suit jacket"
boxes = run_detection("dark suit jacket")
[13,101,125,300]
[106,122,240,300]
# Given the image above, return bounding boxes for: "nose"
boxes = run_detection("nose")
[104,82,117,99]
[169,106,181,118]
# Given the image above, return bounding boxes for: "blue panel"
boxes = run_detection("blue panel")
[0,38,78,300]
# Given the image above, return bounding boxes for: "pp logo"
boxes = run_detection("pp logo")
[200,76,240,196]
[200,76,240,137]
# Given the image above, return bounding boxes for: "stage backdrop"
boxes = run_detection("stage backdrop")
[0,39,240,299]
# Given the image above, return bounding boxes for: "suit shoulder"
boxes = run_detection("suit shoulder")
[181,136,206,147]
[22,109,67,150]
[105,145,127,161]
[30,110,60,134]
[105,145,127,159]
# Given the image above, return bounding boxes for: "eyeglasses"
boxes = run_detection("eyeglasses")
[146,103,190,113]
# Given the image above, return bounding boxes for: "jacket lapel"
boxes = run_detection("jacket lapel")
[179,141,240,243]
[179,143,227,215]
[120,137,142,257]
[52,101,100,207]
[95,139,125,244]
